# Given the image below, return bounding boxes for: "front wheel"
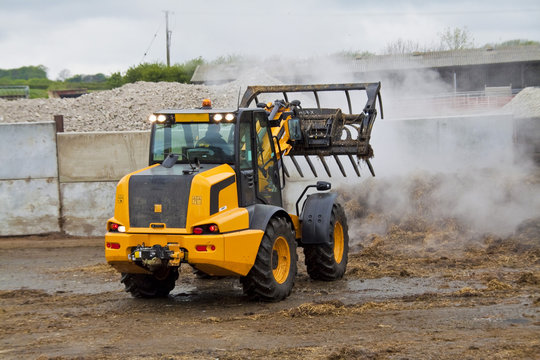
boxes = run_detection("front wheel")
[304,203,349,280]
[121,268,179,298]
[241,217,297,301]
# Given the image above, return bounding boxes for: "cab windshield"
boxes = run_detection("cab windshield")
[152,122,235,164]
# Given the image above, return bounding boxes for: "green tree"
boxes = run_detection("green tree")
[107,72,124,88]
[123,58,205,84]
[0,65,48,80]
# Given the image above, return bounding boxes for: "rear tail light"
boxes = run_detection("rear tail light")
[195,244,216,252]
[193,227,204,235]
[192,224,219,235]
[109,223,126,232]
[106,242,121,249]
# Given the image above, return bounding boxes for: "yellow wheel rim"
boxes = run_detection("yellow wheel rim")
[272,236,291,284]
[333,221,344,263]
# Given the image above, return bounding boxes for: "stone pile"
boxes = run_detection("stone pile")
[503,87,540,118]
[0,69,283,132]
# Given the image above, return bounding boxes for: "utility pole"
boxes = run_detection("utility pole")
[164,10,172,67]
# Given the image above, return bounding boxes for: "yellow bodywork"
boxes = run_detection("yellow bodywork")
[105,163,265,276]
[106,107,300,278]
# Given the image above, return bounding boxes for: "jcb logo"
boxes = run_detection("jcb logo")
[192,196,202,205]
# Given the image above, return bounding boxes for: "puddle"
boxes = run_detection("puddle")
[0,246,119,294]
[0,245,482,300]
[345,276,477,300]
[503,318,531,324]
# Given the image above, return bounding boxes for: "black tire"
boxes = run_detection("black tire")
[121,268,179,298]
[241,217,297,302]
[304,203,349,281]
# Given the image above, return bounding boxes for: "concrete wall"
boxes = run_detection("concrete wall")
[56,131,150,237]
[0,122,60,235]
[0,115,532,237]
[57,131,149,182]
[0,124,149,237]
[60,182,118,237]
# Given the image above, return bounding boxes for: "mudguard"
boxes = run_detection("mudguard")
[247,204,291,231]
[299,192,338,245]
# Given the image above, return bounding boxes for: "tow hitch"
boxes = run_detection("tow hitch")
[128,243,185,271]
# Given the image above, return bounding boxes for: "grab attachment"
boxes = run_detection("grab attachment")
[240,83,383,177]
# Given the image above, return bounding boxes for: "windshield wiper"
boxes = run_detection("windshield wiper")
[162,153,198,174]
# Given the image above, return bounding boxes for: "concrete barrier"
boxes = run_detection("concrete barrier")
[57,131,150,182]
[0,122,58,180]
[55,131,150,236]
[0,122,60,235]
[0,178,61,236]
[60,182,117,237]
[0,115,528,237]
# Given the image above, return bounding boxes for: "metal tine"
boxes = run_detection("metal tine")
[290,155,304,177]
[333,155,347,177]
[366,159,376,177]
[304,155,318,177]
[348,154,361,177]
[319,155,332,177]
[281,158,290,178]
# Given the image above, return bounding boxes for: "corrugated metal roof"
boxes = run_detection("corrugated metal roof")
[353,46,540,72]
[191,64,240,83]
[191,46,540,83]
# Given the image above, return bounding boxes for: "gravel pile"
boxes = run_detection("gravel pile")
[0,69,283,132]
[503,87,540,118]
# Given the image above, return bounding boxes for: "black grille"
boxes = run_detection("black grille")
[128,166,195,229]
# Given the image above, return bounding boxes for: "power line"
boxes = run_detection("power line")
[140,21,162,64]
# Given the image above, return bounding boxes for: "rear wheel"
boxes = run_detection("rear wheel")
[241,217,297,301]
[121,268,179,298]
[304,203,349,280]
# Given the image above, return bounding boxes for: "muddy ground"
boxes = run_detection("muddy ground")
[0,226,539,360]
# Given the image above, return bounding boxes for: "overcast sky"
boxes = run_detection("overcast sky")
[1,0,539,79]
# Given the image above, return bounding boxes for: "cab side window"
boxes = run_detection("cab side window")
[254,112,281,206]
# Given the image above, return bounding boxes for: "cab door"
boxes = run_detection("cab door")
[236,110,282,207]
[253,111,282,206]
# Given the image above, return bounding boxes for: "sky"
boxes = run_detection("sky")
[1,0,539,79]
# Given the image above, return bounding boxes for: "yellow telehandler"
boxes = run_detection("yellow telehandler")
[105,83,382,301]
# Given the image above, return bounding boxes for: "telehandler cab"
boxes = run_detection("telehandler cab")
[105,83,382,301]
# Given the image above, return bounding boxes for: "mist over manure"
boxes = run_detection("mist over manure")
[233,56,540,254]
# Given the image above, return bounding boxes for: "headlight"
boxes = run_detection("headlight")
[157,114,167,123]
[149,114,157,123]
[225,113,234,121]
[213,114,223,121]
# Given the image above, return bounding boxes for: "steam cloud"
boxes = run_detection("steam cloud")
[211,56,539,249]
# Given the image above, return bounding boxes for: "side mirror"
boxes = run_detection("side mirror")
[316,181,331,191]
[287,118,302,141]
[295,181,333,215]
